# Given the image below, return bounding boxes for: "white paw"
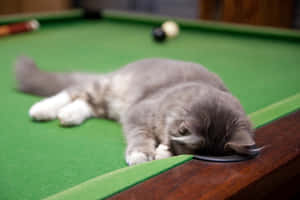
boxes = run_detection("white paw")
[29,92,71,120]
[29,101,57,120]
[126,151,151,166]
[155,144,172,160]
[58,99,94,126]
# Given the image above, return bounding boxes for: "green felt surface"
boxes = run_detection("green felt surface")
[0,10,300,200]
[249,93,300,128]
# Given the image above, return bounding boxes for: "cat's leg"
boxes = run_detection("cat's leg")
[125,128,156,166]
[122,101,173,165]
[29,91,71,120]
[154,131,173,160]
[155,144,172,160]
[56,82,105,126]
[29,80,105,125]
[126,139,173,164]
[30,89,95,125]
[57,99,95,126]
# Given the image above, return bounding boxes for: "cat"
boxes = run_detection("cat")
[15,56,261,165]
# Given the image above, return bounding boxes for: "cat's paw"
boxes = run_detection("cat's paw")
[155,144,172,160]
[29,91,71,120]
[126,151,153,166]
[29,101,58,120]
[58,99,94,126]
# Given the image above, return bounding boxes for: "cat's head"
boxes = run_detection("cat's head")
[169,92,260,156]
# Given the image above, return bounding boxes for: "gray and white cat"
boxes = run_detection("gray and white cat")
[15,56,260,165]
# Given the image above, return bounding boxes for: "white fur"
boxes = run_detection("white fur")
[29,91,71,120]
[155,144,172,160]
[106,74,132,120]
[58,99,94,126]
[126,151,150,166]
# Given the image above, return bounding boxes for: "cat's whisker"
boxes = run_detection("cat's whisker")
[247,145,266,155]
[171,135,203,145]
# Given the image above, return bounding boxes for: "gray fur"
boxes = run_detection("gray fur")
[15,56,259,164]
[15,56,100,96]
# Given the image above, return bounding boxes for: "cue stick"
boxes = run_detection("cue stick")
[0,20,39,37]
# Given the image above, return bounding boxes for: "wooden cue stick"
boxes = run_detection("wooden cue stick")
[0,20,39,37]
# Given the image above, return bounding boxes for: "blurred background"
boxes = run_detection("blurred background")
[0,0,300,29]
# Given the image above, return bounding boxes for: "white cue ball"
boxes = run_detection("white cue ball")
[162,21,179,38]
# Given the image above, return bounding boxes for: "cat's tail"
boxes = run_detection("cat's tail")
[15,56,98,97]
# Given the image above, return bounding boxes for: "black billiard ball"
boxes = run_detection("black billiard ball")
[152,27,166,42]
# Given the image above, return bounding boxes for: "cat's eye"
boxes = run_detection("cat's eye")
[178,125,189,136]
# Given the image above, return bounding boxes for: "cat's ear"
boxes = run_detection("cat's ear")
[225,130,262,156]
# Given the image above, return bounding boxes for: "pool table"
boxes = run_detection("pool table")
[0,9,299,200]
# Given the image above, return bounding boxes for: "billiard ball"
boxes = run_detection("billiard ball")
[152,27,166,42]
[162,21,179,38]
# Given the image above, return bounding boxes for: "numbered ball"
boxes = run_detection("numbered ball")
[152,27,166,42]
